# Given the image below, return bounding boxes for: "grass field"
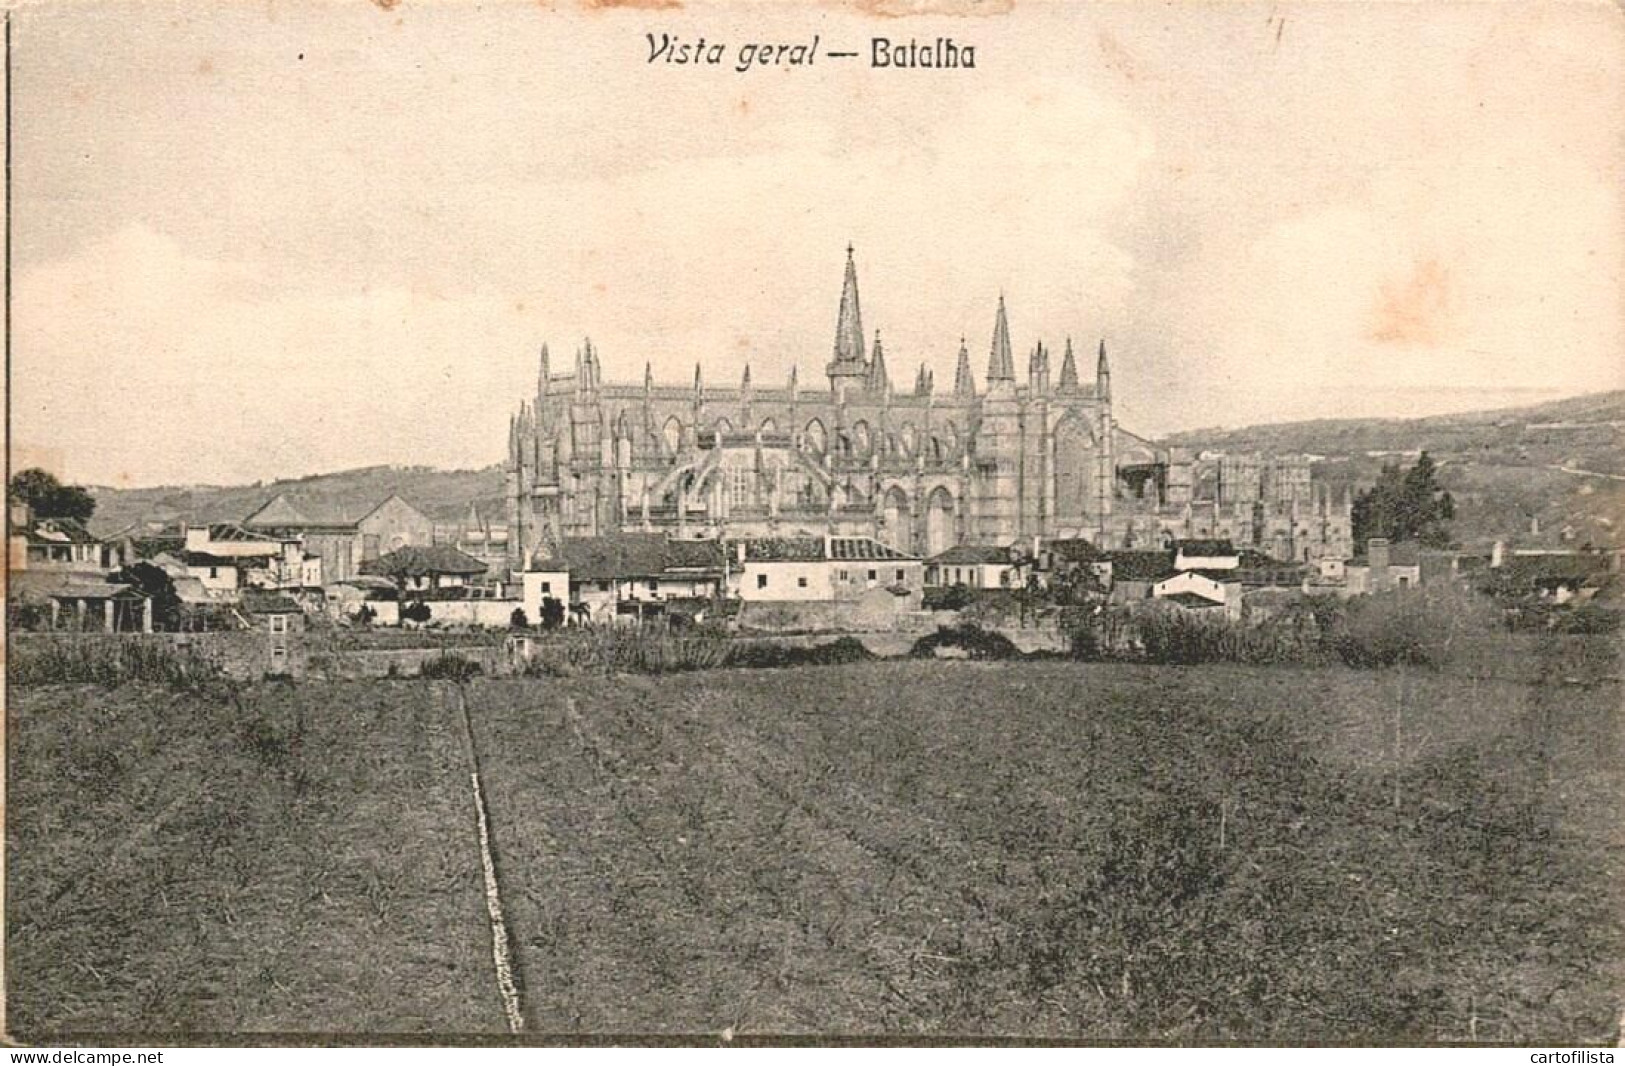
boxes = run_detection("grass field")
[8,638,1622,1041]
[7,681,498,1036]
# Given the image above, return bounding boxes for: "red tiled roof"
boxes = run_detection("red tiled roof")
[543,534,725,581]
[360,544,490,578]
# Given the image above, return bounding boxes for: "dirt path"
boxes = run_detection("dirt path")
[445,683,526,1034]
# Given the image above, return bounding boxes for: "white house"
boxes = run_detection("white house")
[520,567,571,622]
[731,535,922,603]
[924,544,1035,591]
[181,524,313,594]
[536,534,727,624]
[1173,539,1240,572]
[1151,569,1242,618]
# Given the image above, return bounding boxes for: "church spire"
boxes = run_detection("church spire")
[831,243,866,370]
[986,295,1015,382]
[954,337,974,397]
[1059,337,1079,391]
[1096,338,1111,401]
[537,343,550,400]
[869,330,890,393]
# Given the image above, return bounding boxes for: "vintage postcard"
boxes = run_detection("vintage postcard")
[4,0,1622,1048]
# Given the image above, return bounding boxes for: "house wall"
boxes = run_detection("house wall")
[188,562,240,594]
[739,561,834,601]
[831,560,922,599]
[358,498,435,561]
[302,531,364,584]
[1151,571,1242,618]
[520,569,571,620]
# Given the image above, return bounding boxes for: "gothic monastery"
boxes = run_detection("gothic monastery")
[504,248,1352,565]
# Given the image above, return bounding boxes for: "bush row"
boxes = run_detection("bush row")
[7,636,227,692]
[1072,588,1509,669]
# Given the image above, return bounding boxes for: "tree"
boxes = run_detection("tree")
[1351,451,1455,548]
[510,607,529,629]
[539,596,566,629]
[114,562,182,631]
[9,468,97,523]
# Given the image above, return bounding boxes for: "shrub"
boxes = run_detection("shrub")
[401,601,432,625]
[520,626,732,677]
[7,635,225,692]
[909,623,1020,660]
[725,636,876,669]
[922,585,974,611]
[509,607,529,629]
[1550,606,1623,635]
[418,652,483,682]
[1133,603,1320,666]
[1327,588,1498,668]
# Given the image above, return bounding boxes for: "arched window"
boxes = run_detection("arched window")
[851,421,872,458]
[804,418,827,454]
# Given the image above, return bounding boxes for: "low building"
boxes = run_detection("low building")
[1486,549,1616,605]
[1150,570,1242,617]
[45,577,153,632]
[1173,538,1239,572]
[924,544,1034,591]
[360,544,493,594]
[1101,549,1179,605]
[518,566,571,624]
[731,535,922,604]
[8,505,106,573]
[181,523,315,594]
[241,590,306,636]
[1345,538,1423,595]
[536,534,727,624]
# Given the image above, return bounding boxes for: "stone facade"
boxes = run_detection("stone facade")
[505,249,1353,566]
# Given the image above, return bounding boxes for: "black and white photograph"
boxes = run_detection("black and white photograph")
[3,0,1622,1048]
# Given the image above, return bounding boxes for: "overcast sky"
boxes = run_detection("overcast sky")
[11,0,1622,486]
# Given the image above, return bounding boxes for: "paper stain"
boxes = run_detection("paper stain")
[1370,258,1454,346]
[835,0,1014,17]
[580,0,683,10]
[1097,28,1136,81]
[369,0,401,11]
[196,57,215,76]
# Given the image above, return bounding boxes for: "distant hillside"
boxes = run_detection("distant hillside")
[1166,390,1625,466]
[1166,390,1625,548]
[86,464,506,538]
[81,390,1623,550]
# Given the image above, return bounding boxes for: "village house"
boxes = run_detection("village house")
[730,535,922,603]
[360,544,493,595]
[438,503,511,575]
[1149,569,1241,616]
[518,564,571,625]
[1344,538,1423,595]
[43,576,153,632]
[532,534,728,624]
[1484,543,1618,605]
[924,544,1035,591]
[243,493,434,583]
[7,501,107,573]
[178,524,316,596]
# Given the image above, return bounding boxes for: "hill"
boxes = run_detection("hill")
[80,390,1623,549]
[1165,390,1624,549]
[85,464,507,538]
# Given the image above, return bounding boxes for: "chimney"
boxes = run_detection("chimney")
[1368,537,1391,592]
